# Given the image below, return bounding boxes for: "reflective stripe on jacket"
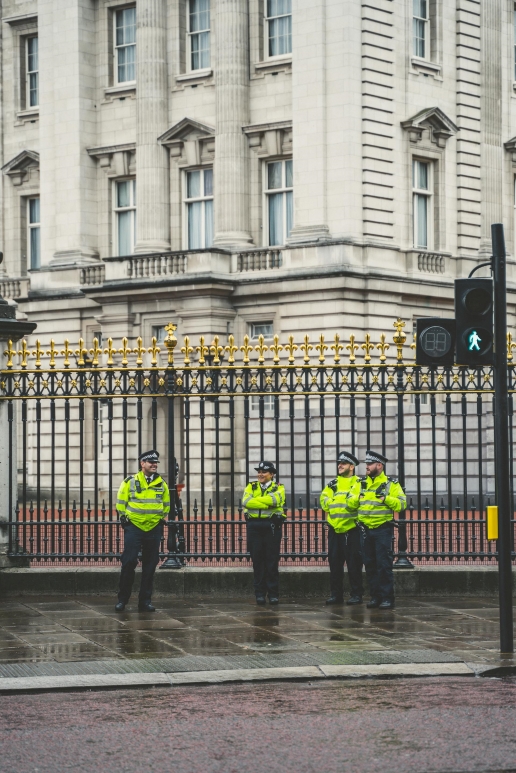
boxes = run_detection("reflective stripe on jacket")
[242,481,286,519]
[116,470,170,532]
[346,471,406,529]
[320,475,360,534]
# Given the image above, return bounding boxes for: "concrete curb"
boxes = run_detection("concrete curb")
[0,662,475,693]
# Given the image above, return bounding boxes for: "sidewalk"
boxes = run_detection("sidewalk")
[0,594,514,691]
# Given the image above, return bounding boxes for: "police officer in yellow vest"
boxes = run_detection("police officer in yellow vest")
[346,450,406,610]
[115,450,170,612]
[320,451,363,605]
[242,461,286,605]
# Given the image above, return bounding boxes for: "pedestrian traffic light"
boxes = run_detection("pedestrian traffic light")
[415,318,456,366]
[454,278,493,365]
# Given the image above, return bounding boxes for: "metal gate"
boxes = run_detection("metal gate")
[1,319,514,566]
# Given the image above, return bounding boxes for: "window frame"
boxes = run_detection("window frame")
[27,196,40,270]
[182,167,214,250]
[250,322,274,341]
[263,158,293,247]
[186,0,211,73]
[251,394,275,414]
[264,0,292,60]
[113,178,137,256]
[412,0,429,60]
[26,35,39,108]
[412,159,433,250]
[114,5,136,86]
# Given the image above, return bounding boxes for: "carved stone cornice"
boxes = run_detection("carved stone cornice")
[243,120,292,157]
[86,143,136,177]
[401,107,458,148]
[159,118,215,167]
[2,149,40,186]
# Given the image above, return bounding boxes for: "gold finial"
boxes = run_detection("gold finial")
[225,334,238,365]
[181,336,194,366]
[61,340,73,368]
[196,336,209,365]
[410,332,417,353]
[240,334,253,365]
[331,334,343,364]
[508,332,516,362]
[47,340,58,369]
[315,334,327,364]
[4,340,16,369]
[300,335,313,364]
[133,337,146,367]
[254,334,268,364]
[393,318,406,362]
[270,335,283,364]
[104,338,117,366]
[361,333,374,363]
[90,337,103,367]
[346,334,359,364]
[18,339,30,369]
[119,337,131,367]
[284,336,298,364]
[163,323,177,366]
[148,337,161,366]
[32,340,44,369]
[75,338,88,367]
[376,334,390,363]
[210,335,224,365]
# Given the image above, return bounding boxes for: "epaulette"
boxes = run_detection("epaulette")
[388,477,398,484]
[124,475,133,483]
[328,478,337,487]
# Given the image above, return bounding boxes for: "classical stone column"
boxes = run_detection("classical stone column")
[288,0,330,244]
[134,0,171,253]
[212,0,253,248]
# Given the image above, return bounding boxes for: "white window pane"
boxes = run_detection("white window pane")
[204,200,214,248]
[413,0,427,18]
[416,195,428,248]
[29,72,38,107]
[188,202,203,249]
[285,159,293,188]
[187,171,201,199]
[286,191,293,238]
[269,15,292,57]
[118,211,133,255]
[117,181,130,208]
[268,0,291,17]
[204,168,213,196]
[251,322,274,339]
[191,31,210,70]
[190,0,210,32]
[267,162,282,190]
[268,193,283,245]
[30,226,40,269]
[28,37,38,71]
[29,198,40,224]
[417,161,429,190]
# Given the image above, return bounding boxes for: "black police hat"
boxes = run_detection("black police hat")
[255,461,277,474]
[365,450,388,465]
[139,450,160,463]
[337,451,359,467]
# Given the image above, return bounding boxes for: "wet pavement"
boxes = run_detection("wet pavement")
[1,677,516,773]
[0,595,514,669]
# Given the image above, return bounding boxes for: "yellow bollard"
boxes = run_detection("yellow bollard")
[486,505,499,541]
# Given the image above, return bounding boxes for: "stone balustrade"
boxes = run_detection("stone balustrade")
[0,277,30,299]
[79,265,105,286]
[235,249,283,272]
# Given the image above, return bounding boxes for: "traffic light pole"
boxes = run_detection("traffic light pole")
[491,223,514,654]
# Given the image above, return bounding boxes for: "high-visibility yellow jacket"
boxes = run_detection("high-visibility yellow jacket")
[116,471,170,531]
[242,480,286,519]
[346,471,406,529]
[320,474,360,533]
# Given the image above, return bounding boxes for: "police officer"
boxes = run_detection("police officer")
[346,450,406,610]
[115,450,170,612]
[242,461,286,605]
[320,451,363,605]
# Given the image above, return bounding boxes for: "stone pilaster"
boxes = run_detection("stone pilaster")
[134,0,171,254]
[288,0,330,244]
[212,0,253,248]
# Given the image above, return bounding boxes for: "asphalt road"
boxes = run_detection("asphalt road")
[1,677,516,773]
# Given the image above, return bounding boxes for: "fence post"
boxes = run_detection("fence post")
[393,325,413,569]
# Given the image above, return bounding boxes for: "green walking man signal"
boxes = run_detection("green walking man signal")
[468,330,481,352]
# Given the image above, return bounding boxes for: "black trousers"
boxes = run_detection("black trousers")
[362,521,394,602]
[118,522,162,606]
[327,525,364,600]
[246,519,282,598]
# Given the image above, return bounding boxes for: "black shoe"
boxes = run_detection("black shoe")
[115,602,126,612]
[256,596,266,605]
[346,596,363,606]
[379,600,395,610]
[269,597,279,605]
[366,599,380,609]
[138,603,156,612]
[325,596,344,605]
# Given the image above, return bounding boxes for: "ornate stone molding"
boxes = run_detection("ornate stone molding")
[401,107,458,148]
[86,143,136,178]
[504,136,516,164]
[158,118,215,167]
[2,149,39,187]
[243,120,292,157]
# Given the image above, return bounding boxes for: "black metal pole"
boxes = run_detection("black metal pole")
[492,222,514,654]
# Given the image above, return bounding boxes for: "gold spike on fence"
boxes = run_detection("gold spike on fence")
[3,319,516,371]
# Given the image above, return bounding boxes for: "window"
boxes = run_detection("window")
[26,36,38,107]
[251,395,274,413]
[114,179,136,256]
[152,326,167,344]
[413,0,429,58]
[514,7,516,80]
[250,322,274,340]
[98,399,110,455]
[265,159,293,246]
[184,168,213,249]
[187,0,210,71]
[28,197,40,270]
[413,160,432,249]
[265,0,292,57]
[115,7,136,84]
